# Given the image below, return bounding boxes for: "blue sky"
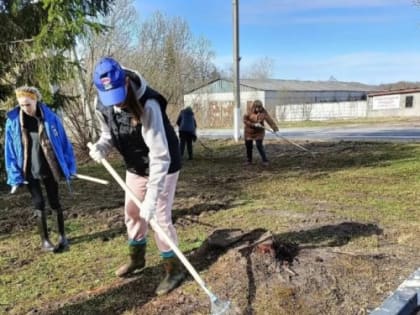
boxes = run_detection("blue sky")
[135,0,420,84]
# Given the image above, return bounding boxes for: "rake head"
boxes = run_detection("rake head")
[211,296,232,315]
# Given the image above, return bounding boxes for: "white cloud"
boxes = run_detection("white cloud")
[215,52,420,84]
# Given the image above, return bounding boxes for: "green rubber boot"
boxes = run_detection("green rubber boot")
[155,256,186,296]
[115,243,146,277]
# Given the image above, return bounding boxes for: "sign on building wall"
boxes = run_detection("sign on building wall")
[372,95,401,110]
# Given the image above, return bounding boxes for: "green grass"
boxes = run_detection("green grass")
[1,139,420,314]
[278,116,420,128]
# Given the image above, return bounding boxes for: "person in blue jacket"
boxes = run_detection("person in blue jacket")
[4,86,76,253]
[176,106,197,160]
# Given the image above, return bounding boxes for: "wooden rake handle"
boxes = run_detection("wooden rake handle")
[74,173,109,185]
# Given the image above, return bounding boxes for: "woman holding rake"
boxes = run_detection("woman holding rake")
[89,57,184,295]
[243,99,279,166]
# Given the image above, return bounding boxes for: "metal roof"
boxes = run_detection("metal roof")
[240,79,376,92]
[367,88,420,97]
[186,78,376,94]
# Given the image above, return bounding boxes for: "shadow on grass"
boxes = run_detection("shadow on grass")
[68,226,125,245]
[46,221,381,315]
[277,221,383,249]
[63,200,236,246]
[174,202,231,217]
[45,264,164,315]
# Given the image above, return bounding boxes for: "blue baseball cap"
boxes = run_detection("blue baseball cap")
[93,57,126,106]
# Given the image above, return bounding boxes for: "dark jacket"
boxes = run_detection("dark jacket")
[243,102,278,140]
[97,71,181,176]
[176,107,197,135]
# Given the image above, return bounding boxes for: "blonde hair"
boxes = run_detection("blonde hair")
[15,86,42,101]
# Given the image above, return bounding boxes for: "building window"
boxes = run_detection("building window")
[405,96,413,108]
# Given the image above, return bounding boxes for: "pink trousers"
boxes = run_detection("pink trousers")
[124,171,179,253]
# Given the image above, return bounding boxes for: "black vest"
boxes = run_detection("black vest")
[98,87,181,176]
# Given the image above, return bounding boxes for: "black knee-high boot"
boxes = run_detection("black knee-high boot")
[53,208,69,253]
[34,209,55,252]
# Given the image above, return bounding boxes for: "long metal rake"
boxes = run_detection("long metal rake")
[266,128,317,157]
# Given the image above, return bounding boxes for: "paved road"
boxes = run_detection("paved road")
[198,124,420,142]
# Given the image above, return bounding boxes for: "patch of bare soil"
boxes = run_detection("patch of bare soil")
[131,226,418,315]
[0,179,125,236]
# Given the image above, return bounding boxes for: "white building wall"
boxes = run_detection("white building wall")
[265,90,365,105]
[184,89,365,116]
[184,91,266,127]
[184,87,368,125]
[184,90,265,115]
[184,91,265,109]
[276,101,367,121]
[367,92,420,117]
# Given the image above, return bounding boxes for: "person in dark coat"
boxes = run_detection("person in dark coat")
[176,106,197,160]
